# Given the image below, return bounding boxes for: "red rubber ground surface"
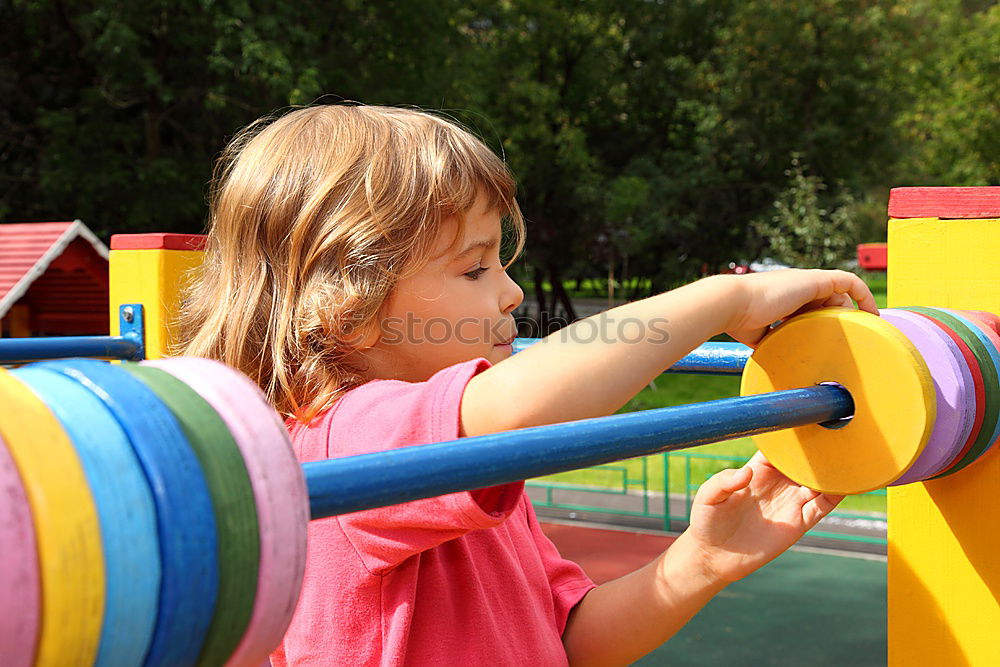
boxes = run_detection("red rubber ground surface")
[541,521,675,584]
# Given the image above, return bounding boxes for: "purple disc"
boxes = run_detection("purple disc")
[881,309,975,483]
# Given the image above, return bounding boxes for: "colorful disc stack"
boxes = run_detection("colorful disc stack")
[741,307,1000,495]
[0,358,309,667]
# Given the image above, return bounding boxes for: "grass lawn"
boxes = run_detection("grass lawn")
[533,271,890,515]
[859,270,888,308]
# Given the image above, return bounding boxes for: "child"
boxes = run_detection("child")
[179,104,878,666]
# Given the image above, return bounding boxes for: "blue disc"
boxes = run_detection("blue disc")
[40,360,219,667]
[13,366,161,667]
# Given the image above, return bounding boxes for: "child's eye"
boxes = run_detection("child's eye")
[464,266,489,280]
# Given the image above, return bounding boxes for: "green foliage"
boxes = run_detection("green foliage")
[0,0,996,316]
[0,0,475,234]
[894,0,1000,184]
[752,156,861,268]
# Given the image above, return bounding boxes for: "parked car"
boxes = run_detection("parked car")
[749,257,792,272]
[723,260,753,275]
[720,257,792,275]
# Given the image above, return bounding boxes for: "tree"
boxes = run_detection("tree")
[1,0,978,330]
[0,1,476,235]
[752,156,860,268]
[894,1,1000,185]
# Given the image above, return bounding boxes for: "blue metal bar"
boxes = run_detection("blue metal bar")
[663,341,751,374]
[0,333,142,362]
[305,384,852,519]
[0,330,746,369]
[0,304,145,362]
[513,338,750,375]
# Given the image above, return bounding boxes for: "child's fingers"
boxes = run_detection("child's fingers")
[823,270,879,315]
[699,466,753,505]
[788,295,844,319]
[734,327,770,348]
[785,292,856,323]
[781,271,877,322]
[746,449,777,471]
[801,491,844,527]
[822,293,854,308]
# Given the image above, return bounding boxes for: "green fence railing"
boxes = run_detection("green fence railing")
[528,451,887,547]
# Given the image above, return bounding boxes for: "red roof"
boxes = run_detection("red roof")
[0,221,109,323]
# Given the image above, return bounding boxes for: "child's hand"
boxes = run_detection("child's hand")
[684,451,843,584]
[723,269,878,347]
[562,452,843,663]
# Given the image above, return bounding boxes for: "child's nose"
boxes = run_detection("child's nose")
[501,272,524,315]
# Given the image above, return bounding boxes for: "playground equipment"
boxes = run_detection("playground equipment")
[0,186,997,665]
[857,242,887,270]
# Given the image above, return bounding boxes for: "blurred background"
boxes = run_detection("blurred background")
[2,0,998,325]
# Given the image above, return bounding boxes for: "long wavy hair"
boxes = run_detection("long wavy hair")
[177,105,525,422]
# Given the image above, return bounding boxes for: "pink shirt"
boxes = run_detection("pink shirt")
[271,358,596,666]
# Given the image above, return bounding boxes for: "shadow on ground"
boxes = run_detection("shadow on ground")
[542,521,887,666]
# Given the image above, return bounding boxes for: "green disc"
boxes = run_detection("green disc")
[122,364,261,666]
[905,307,1000,475]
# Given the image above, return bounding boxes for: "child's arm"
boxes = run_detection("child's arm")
[458,269,871,662]
[461,269,877,436]
[560,452,843,666]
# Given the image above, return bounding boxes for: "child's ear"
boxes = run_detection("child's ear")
[354,321,381,350]
[339,315,381,350]
[338,304,386,351]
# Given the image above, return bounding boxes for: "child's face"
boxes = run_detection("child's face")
[359,196,524,382]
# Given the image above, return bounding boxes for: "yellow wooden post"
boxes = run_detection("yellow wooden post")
[887,187,1000,665]
[107,234,207,359]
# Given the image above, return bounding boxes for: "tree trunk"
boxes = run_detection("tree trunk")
[533,264,549,335]
[607,251,615,309]
[548,262,577,323]
[622,252,629,301]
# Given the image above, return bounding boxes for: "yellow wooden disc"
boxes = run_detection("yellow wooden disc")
[0,370,105,666]
[740,308,935,494]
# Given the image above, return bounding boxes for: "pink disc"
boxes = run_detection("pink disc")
[881,309,975,483]
[962,310,1000,337]
[0,433,41,666]
[144,358,309,666]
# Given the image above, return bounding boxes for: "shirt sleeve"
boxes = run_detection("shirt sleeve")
[523,497,597,634]
[327,358,524,574]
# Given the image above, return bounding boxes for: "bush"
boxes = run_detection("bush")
[753,156,861,269]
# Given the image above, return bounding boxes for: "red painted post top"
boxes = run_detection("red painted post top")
[857,243,887,270]
[110,233,207,251]
[889,187,1000,219]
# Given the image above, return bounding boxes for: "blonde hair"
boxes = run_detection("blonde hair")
[177,105,525,422]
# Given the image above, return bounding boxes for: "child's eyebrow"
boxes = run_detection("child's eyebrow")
[453,237,499,260]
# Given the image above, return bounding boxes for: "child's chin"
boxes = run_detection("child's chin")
[491,343,513,359]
